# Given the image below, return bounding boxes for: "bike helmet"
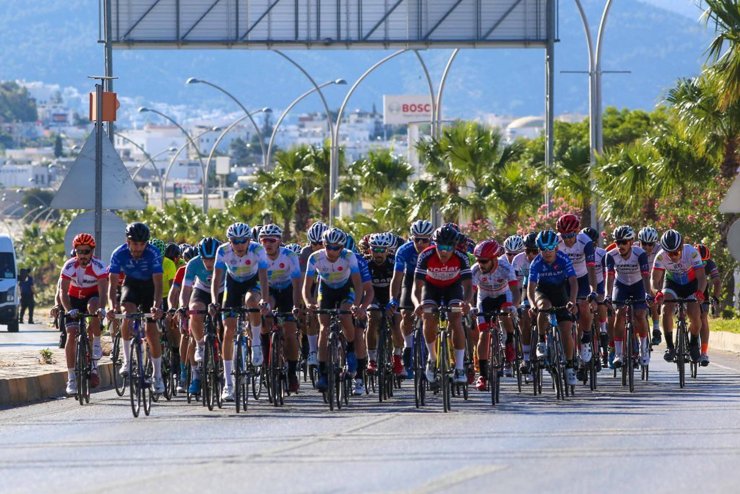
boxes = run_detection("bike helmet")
[164,242,181,260]
[322,227,347,246]
[125,222,150,242]
[359,234,372,253]
[345,234,357,252]
[198,237,220,259]
[369,232,394,248]
[410,219,434,237]
[580,227,599,244]
[660,229,682,252]
[523,232,538,250]
[391,233,406,252]
[307,221,328,243]
[503,235,524,254]
[285,243,302,254]
[473,240,500,260]
[182,246,198,262]
[72,233,96,249]
[444,222,461,232]
[149,238,166,256]
[432,225,460,246]
[638,226,659,244]
[226,222,251,240]
[536,230,559,251]
[695,243,710,261]
[556,214,580,234]
[613,225,635,242]
[251,225,263,240]
[259,224,283,238]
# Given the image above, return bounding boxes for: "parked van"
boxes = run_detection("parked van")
[0,236,18,332]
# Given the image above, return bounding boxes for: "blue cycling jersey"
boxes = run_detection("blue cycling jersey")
[528,251,577,285]
[394,241,422,274]
[109,244,163,281]
[355,253,372,283]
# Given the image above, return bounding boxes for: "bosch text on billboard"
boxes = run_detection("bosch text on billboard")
[383,95,433,125]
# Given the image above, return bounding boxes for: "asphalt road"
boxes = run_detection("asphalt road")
[2,347,740,494]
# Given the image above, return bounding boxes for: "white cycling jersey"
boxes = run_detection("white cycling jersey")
[306,249,359,289]
[606,246,650,286]
[472,257,517,302]
[266,247,301,290]
[214,242,269,282]
[558,232,595,278]
[653,244,704,285]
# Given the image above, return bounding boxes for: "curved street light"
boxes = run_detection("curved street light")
[265,79,346,170]
[162,127,221,208]
[115,131,175,208]
[186,78,272,164]
[203,108,271,212]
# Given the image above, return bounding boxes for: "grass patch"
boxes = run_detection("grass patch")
[713,318,740,334]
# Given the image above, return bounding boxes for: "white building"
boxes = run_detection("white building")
[0,163,52,188]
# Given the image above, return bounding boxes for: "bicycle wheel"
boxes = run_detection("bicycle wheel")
[589,333,598,391]
[204,340,214,410]
[327,335,336,411]
[677,323,686,388]
[270,332,282,407]
[161,343,173,401]
[112,331,126,396]
[339,340,349,408]
[129,341,141,418]
[489,327,500,405]
[143,350,153,416]
[75,335,86,405]
[441,332,451,413]
[514,325,523,394]
[186,362,193,404]
[235,336,245,413]
[377,325,386,402]
[627,330,635,393]
[214,342,224,409]
[413,330,424,408]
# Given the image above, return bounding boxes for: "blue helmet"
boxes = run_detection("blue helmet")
[345,234,357,253]
[198,237,220,259]
[536,230,559,251]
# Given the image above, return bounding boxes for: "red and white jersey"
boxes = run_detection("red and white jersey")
[60,257,108,299]
[472,257,517,302]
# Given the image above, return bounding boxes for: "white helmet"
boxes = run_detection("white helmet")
[226,222,251,240]
[322,227,347,246]
[410,220,434,237]
[285,243,301,254]
[369,232,394,248]
[259,224,283,238]
[307,221,328,243]
[503,235,524,254]
[638,226,659,244]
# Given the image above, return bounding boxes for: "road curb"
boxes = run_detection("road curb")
[0,363,113,407]
[710,330,740,354]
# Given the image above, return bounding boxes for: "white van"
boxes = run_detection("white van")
[0,236,19,332]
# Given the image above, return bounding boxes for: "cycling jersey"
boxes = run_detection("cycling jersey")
[299,245,313,273]
[355,253,372,283]
[471,258,517,303]
[306,249,359,289]
[265,247,301,290]
[509,252,531,287]
[60,257,108,299]
[653,244,704,285]
[594,247,606,285]
[415,247,471,288]
[172,265,186,288]
[184,256,221,293]
[368,257,395,302]
[162,257,177,298]
[606,246,650,286]
[109,244,163,281]
[214,242,269,282]
[558,232,595,278]
[394,241,425,274]
[528,251,577,285]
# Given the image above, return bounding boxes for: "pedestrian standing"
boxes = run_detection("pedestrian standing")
[19,268,35,324]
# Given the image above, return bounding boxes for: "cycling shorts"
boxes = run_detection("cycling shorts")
[477,294,511,322]
[535,282,571,323]
[399,272,415,310]
[191,287,213,307]
[421,282,463,307]
[663,278,698,301]
[65,294,98,324]
[121,277,155,310]
[570,275,591,300]
[224,274,260,308]
[271,286,295,314]
[318,280,354,309]
[612,280,647,311]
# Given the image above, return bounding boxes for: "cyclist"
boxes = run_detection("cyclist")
[300,221,329,370]
[556,214,597,366]
[652,229,707,363]
[60,233,108,395]
[106,222,166,394]
[180,237,223,396]
[258,224,302,392]
[346,234,374,395]
[414,225,473,385]
[210,223,270,402]
[605,226,652,368]
[638,226,662,345]
[527,230,578,386]
[390,219,434,377]
[472,239,519,391]
[168,245,197,393]
[514,232,539,374]
[366,232,405,379]
[580,226,607,377]
[303,227,364,393]
[695,243,720,366]
[502,235,524,269]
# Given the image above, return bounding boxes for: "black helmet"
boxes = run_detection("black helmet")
[251,225,263,240]
[660,229,682,252]
[523,232,538,250]
[580,227,599,243]
[198,237,220,259]
[182,246,198,262]
[432,225,460,246]
[125,222,150,242]
[164,242,180,260]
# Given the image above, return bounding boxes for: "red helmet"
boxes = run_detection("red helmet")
[695,243,710,261]
[556,214,580,234]
[73,233,96,249]
[473,240,500,260]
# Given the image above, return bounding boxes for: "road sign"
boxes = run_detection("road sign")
[64,211,126,264]
[719,175,740,213]
[383,95,433,125]
[728,219,740,262]
[51,129,146,210]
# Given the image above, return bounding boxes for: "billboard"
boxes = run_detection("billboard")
[383,95,433,125]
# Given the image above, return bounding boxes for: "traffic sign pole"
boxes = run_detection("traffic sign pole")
[94,83,103,258]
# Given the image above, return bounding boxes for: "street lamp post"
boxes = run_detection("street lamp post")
[115,132,174,208]
[186,78,272,165]
[265,79,346,170]
[203,108,270,212]
[161,127,221,207]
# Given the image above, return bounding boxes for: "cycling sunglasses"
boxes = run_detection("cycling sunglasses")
[616,240,630,246]
[231,238,248,245]
[75,248,92,255]
[641,242,655,247]
[412,237,431,244]
[326,244,343,251]
[371,247,387,253]
[476,258,493,264]
[436,244,454,252]
[260,237,279,244]
[561,232,576,239]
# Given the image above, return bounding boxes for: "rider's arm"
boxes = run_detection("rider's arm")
[462,278,473,305]
[584,239,597,292]
[259,267,270,302]
[509,281,520,307]
[568,275,578,305]
[651,269,664,295]
[303,275,316,306]
[97,276,109,311]
[695,266,707,295]
[413,279,423,307]
[390,269,403,301]
[351,272,364,306]
[210,266,223,305]
[59,278,72,312]
[360,279,374,310]
[107,273,120,311]
[168,284,181,311]
[152,273,163,308]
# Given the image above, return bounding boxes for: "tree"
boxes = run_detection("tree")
[702,0,740,110]
[0,81,38,122]
[54,135,63,158]
[229,137,251,166]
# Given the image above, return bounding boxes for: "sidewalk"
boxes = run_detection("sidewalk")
[0,320,113,406]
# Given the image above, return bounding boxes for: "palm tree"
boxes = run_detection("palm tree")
[702,0,740,111]
[486,162,543,230]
